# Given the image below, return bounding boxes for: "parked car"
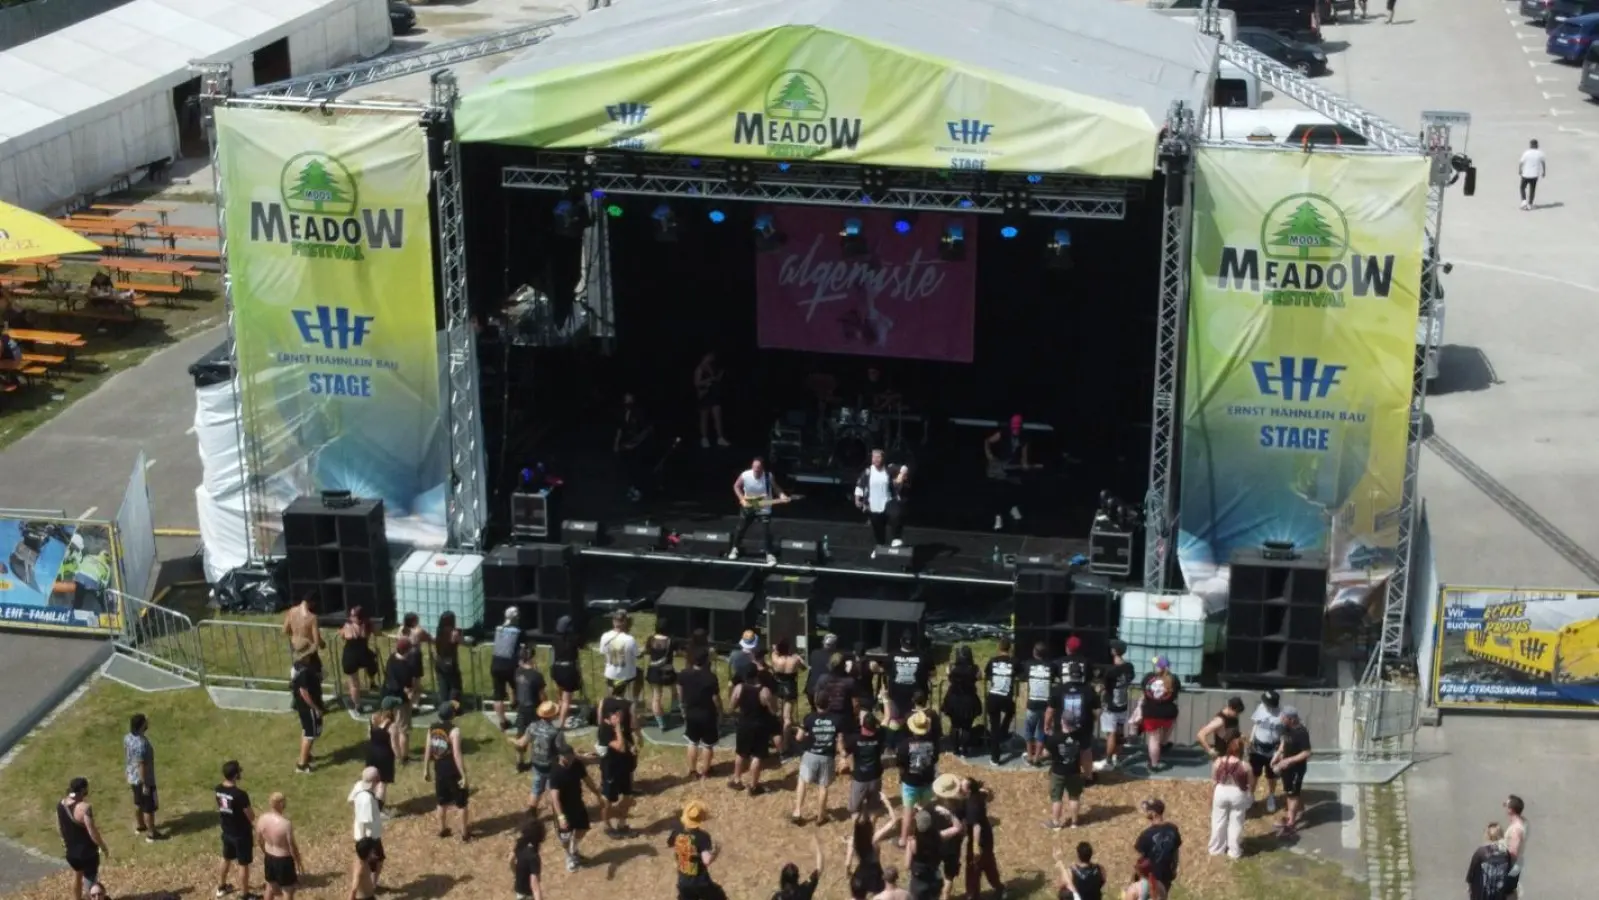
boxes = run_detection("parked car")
[1235,26,1331,74]
[1547,0,1599,30]
[1166,0,1322,43]
[1581,42,1599,97]
[1549,13,1599,61]
[1522,0,1556,23]
[389,0,417,34]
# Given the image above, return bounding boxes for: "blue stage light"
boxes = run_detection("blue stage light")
[652,204,673,221]
[1052,228,1072,246]
[893,218,912,234]
[958,198,974,209]
[591,189,606,199]
[688,158,702,169]
[755,214,775,231]
[843,218,863,237]
[1000,225,1019,239]
[708,209,726,224]
[777,163,791,172]
[1026,174,1043,184]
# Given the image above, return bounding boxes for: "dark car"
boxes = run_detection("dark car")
[389,0,417,34]
[1549,13,1599,61]
[1523,0,1555,23]
[1235,26,1330,74]
[1582,42,1599,97]
[1547,0,1599,30]
[1170,0,1322,42]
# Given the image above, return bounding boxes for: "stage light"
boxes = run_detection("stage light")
[708,209,726,224]
[840,217,868,257]
[726,161,756,191]
[999,226,1019,240]
[688,158,702,169]
[861,166,889,202]
[894,218,912,234]
[1045,228,1073,270]
[958,198,974,209]
[777,162,791,172]
[1026,174,1043,185]
[591,189,607,199]
[754,213,786,252]
[939,224,965,261]
[605,203,624,218]
[651,204,678,242]
[552,199,591,237]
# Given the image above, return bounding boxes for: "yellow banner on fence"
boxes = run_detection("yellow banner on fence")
[1433,586,1599,712]
[1177,148,1428,599]
[216,109,446,547]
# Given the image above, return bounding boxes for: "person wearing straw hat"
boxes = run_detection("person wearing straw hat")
[930,774,968,897]
[895,710,941,846]
[510,701,571,817]
[667,801,725,900]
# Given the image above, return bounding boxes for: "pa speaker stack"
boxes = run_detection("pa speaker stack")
[1011,566,1116,666]
[827,597,926,654]
[283,494,393,622]
[656,587,756,648]
[482,543,585,639]
[762,574,819,654]
[1221,546,1329,686]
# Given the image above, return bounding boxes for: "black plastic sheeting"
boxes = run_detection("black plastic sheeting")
[211,562,288,614]
[189,340,233,389]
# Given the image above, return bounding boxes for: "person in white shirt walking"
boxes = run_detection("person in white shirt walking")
[854,450,910,550]
[347,768,385,891]
[599,612,641,706]
[1518,140,1547,211]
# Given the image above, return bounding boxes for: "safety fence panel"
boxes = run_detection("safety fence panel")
[112,590,203,681]
[1351,685,1420,758]
[197,620,297,690]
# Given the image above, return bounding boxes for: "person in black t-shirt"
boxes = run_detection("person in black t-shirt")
[1465,823,1512,900]
[958,777,1002,899]
[215,760,256,899]
[1134,798,1182,892]
[773,835,823,900]
[895,711,940,846]
[1096,641,1136,771]
[1053,842,1106,900]
[885,632,929,731]
[597,704,637,839]
[614,391,654,502]
[793,710,843,825]
[1271,707,1313,835]
[382,640,415,765]
[676,648,723,782]
[848,715,886,815]
[1046,727,1085,830]
[550,747,599,872]
[982,638,1017,765]
[511,819,544,900]
[904,806,961,900]
[667,801,724,900]
[1021,642,1055,766]
[290,661,324,774]
[1047,659,1100,781]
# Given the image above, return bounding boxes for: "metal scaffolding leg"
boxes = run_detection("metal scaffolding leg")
[430,72,486,550]
[1362,122,1452,690]
[1143,102,1197,592]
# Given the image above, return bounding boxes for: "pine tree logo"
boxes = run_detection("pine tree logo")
[279,152,359,217]
[1260,193,1348,263]
[765,70,827,122]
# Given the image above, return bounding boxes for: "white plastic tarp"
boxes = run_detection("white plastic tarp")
[194,376,248,583]
[114,451,158,599]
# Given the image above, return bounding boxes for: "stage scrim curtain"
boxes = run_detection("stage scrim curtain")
[1177,147,1428,607]
[456,27,1158,178]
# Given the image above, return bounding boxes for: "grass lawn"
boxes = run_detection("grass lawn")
[0,673,1370,900]
[0,261,223,450]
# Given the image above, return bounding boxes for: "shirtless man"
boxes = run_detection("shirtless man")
[875,866,911,900]
[255,793,302,900]
[1503,794,1529,900]
[282,594,324,670]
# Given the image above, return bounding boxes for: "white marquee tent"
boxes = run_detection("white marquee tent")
[0,0,390,211]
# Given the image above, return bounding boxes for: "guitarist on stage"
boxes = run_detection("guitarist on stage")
[985,413,1040,531]
[729,457,789,564]
[613,391,654,502]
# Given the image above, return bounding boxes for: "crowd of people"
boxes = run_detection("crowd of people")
[54,599,1393,900]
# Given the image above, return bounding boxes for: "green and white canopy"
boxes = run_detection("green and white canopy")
[457,0,1220,179]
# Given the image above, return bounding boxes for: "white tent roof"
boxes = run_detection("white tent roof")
[0,0,370,150]
[482,0,1219,128]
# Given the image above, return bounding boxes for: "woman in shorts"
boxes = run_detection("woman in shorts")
[339,607,379,712]
[768,638,806,755]
[1138,657,1181,772]
[550,616,583,729]
[366,699,398,804]
[644,629,677,731]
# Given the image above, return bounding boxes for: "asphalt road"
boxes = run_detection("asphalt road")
[1295,2,1599,898]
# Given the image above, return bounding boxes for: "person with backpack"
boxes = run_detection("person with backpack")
[1466,822,1512,900]
[510,701,571,819]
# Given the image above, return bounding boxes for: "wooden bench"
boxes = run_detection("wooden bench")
[168,247,222,260]
[114,281,181,294]
[20,353,65,380]
[55,307,137,328]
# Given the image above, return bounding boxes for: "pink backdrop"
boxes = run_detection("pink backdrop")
[754,206,977,363]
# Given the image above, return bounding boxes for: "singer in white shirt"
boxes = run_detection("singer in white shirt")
[854,449,909,548]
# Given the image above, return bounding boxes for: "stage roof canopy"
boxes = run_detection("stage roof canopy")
[456,0,1220,179]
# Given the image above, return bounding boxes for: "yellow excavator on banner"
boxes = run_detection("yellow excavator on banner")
[1465,616,1599,684]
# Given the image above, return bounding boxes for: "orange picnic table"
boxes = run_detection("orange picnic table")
[99,256,199,287]
[90,203,176,224]
[150,224,219,247]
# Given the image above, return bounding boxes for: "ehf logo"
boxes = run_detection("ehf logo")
[1519,637,1548,660]
[1251,356,1345,402]
[606,102,649,125]
[293,306,374,350]
[946,119,994,145]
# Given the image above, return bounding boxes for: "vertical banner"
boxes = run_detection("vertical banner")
[0,516,121,632]
[217,109,445,547]
[1177,148,1428,605]
[1433,586,1599,712]
[754,206,977,362]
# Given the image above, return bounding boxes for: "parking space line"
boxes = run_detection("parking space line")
[1550,107,1574,116]
[1543,91,1567,99]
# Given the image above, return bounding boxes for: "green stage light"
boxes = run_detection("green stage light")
[605,203,624,218]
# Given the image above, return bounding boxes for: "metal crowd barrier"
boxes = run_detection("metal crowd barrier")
[112,589,204,682]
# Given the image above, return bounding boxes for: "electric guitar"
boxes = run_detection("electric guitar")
[986,458,1042,480]
[741,493,804,511]
[694,368,723,400]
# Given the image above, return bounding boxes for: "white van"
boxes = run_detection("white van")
[1213,60,1261,109]
[1204,108,1369,147]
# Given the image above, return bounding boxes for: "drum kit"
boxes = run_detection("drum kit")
[827,400,914,470]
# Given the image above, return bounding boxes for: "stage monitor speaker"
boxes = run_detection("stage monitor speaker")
[1088,523,1136,578]
[1015,567,1070,596]
[780,538,822,566]
[283,495,392,621]
[562,519,602,546]
[614,524,665,551]
[1012,553,1064,570]
[827,597,926,654]
[680,531,732,558]
[1068,573,1115,632]
[864,544,915,572]
[656,587,756,648]
[511,487,561,541]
